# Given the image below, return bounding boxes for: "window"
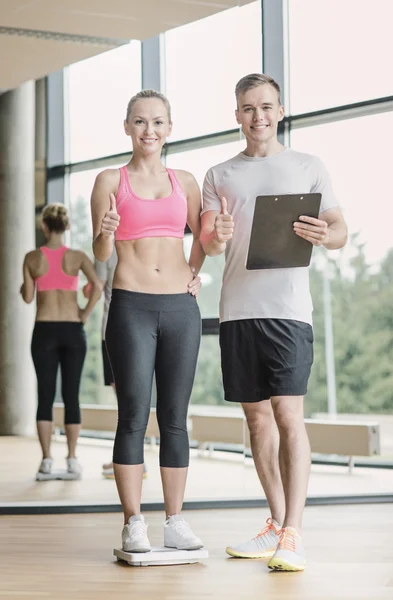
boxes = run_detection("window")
[290,112,393,266]
[191,336,225,406]
[68,166,122,406]
[165,1,262,141]
[167,139,245,318]
[166,139,245,189]
[288,0,393,114]
[291,112,393,418]
[67,42,141,163]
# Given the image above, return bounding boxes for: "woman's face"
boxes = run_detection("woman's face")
[124,98,172,155]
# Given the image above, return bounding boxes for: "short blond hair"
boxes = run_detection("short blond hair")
[235,73,281,105]
[126,90,172,123]
[41,203,69,233]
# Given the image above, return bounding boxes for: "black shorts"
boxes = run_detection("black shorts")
[219,318,314,403]
[102,340,114,386]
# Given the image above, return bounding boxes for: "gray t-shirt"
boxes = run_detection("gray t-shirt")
[202,148,339,325]
[95,249,117,339]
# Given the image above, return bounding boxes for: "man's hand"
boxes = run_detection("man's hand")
[100,193,120,237]
[188,267,202,297]
[214,197,234,243]
[293,215,330,246]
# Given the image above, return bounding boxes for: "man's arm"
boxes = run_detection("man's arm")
[294,207,347,250]
[200,198,234,257]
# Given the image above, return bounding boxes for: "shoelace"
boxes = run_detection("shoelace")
[276,528,297,552]
[254,517,276,539]
[129,521,148,537]
[171,520,193,536]
[39,458,52,471]
[67,459,82,473]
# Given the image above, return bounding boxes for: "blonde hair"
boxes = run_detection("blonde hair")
[41,203,69,233]
[126,90,172,123]
[235,73,281,105]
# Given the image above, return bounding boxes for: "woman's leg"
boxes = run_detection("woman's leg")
[155,297,201,517]
[106,291,157,523]
[59,323,87,459]
[31,323,60,460]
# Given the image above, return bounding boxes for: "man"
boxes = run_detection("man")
[200,73,347,572]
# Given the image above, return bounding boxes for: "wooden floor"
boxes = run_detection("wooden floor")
[0,505,392,599]
[1,436,393,508]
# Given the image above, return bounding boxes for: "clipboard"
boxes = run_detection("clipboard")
[246,193,322,270]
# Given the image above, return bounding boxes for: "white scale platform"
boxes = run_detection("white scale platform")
[36,470,81,481]
[114,547,209,567]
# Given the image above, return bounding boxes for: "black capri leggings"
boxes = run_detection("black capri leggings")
[106,289,201,468]
[31,322,87,424]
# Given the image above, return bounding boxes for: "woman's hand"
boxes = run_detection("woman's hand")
[78,308,88,324]
[188,267,202,297]
[82,282,93,299]
[100,193,120,237]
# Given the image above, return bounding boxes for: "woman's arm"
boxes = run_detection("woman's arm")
[177,170,206,297]
[20,253,36,304]
[91,169,120,262]
[181,171,206,274]
[77,252,104,323]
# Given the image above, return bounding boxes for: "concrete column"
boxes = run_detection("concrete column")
[0,81,36,435]
[35,78,46,209]
[262,0,287,144]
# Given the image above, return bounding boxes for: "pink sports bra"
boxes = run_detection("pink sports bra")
[35,246,79,292]
[114,166,188,241]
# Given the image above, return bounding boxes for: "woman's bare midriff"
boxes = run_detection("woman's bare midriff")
[114,238,193,294]
[36,290,81,322]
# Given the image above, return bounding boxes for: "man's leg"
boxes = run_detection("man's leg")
[242,400,285,526]
[220,319,283,558]
[270,395,310,533]
[267,395,310,571]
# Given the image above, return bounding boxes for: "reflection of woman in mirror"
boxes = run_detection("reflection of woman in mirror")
[91,90,205,553]
[20,204,102,479]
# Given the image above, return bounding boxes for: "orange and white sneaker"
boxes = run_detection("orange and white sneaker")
[268,526,306,571]
[225,518,280,558]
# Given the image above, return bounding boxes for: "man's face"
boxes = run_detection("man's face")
[235,84,284,143]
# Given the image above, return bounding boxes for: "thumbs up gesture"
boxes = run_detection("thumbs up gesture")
[100,193,120,237]
[214,196,234,243]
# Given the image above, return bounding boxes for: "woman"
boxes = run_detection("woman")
[21,204,102,479]
[91,90,205,552]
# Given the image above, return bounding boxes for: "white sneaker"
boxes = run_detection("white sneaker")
[226,518,281,559]
[268,526,306,571]
[38,458,53,475]
[102,463,114,479]
[164,515,204,550]
[66,457,82,477]
[102,463,148,480]
[122,514,151,553]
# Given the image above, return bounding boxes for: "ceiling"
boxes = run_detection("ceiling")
[0,0,252,91]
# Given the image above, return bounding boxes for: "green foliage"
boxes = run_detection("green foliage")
[307,236,393,416]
